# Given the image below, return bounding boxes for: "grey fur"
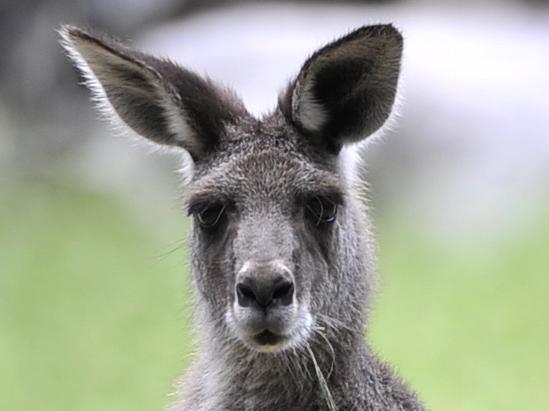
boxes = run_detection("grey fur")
[60,24,424,411]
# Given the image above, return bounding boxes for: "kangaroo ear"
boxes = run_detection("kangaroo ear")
[280,24,403,152]
[60,25,246,161]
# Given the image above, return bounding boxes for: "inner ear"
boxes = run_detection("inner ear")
[313,56,390,141]
[79,42,179,145]
[60,25,248,162]
[280,24,403,151]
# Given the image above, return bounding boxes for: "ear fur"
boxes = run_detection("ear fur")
[59,25,247,160]
[280,24,403,152]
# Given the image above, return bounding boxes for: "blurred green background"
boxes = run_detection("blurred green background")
[1,0,548,410]
[2,181,547,410]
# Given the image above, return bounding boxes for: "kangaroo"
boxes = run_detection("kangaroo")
[61,24,424,411]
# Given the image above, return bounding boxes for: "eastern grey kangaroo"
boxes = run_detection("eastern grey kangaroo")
[61,23,424,411]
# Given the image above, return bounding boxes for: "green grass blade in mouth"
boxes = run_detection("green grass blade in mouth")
[307,344,338,411]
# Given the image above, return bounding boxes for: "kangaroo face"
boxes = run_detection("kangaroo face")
[187,118,345,352]
[61,24,403,353]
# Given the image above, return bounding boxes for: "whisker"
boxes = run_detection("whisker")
[147,237,187,261]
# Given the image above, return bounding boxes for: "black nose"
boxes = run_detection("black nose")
[236,277,294,308]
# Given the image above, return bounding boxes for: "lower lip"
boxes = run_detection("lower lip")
[254,330,286,346]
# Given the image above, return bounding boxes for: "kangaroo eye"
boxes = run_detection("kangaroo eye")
[196,203,226,228]
[305,196,338,226]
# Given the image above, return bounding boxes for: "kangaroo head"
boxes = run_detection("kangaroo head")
[61,25,402,353]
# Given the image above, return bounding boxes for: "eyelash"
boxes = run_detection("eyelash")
[304,195,339,226]
[189,201,227,229]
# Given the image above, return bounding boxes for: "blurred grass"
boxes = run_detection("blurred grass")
[1,182,547,410]
[371,208,549,411]
[0,182,191,411]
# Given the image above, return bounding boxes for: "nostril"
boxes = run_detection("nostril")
[236,277,294,308]
[272,280,294,306]
[237,283,255,299]
[236,283,256,307]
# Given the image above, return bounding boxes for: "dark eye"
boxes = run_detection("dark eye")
[305,196,338,226]
[196,202,226,228]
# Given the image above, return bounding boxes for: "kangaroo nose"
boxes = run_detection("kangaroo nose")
[236,277,294,308]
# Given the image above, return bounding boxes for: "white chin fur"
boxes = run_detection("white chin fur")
[225,306,313,354]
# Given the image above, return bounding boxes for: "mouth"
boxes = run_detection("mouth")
[227,303,313,353]
[253,330,287,346]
